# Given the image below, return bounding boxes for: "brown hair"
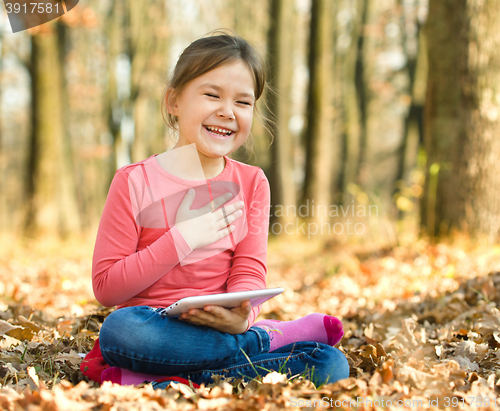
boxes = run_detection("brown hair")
[161,30,272,155]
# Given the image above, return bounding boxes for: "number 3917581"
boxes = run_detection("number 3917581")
[5,3,61,14]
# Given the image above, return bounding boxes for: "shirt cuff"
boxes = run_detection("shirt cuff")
[170,225,193,261]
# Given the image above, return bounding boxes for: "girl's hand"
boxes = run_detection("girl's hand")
[179,300,252,334]
[174,190,245,250]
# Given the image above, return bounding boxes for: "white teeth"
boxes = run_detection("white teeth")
[206,126,232,135]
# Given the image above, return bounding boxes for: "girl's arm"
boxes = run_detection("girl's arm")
[92,168,193,307]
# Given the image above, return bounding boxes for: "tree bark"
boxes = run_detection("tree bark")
[358,0,408,212]
[220,0,269,167]
[25,21,80,237]
[340,0,367,200]
[396,2,426,186]
[301,0,340,226]
[104,0,126,173]
[126,0,168,164]
[0,27,5,233]
[422,0,500,242]
[354,0,369,192]
[266,0,296,229]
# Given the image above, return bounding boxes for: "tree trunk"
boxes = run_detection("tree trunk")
[64,0,116,232]
[0,28,5,233]
[104,0,125,173]
[422,0,500,242]
[396,2,426,186]
[127,0,163,163]
[25,21,80,238]
[340,0,367,201]
[358,0,408,212]
[301,0,340,227]
[220,0,269,168]
[266,0,296,229]
[353,0,369,193]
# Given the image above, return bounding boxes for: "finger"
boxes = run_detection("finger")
[180,309,201,320]
[215,200,244,220]
[204,305,227,319]
[215,224,236,241]
[215,207,243,231]
[182,316,205,326]
[182,311,208,324]
[230,300,252,318]
[202,192,233,213]
[189,307,218,322]
[221,206,231,226]
[235,300,251,312]
[241,300,251,311]
[179,188,196,209]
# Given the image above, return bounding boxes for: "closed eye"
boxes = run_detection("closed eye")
[237,101,252,106]
[205,93,218,98]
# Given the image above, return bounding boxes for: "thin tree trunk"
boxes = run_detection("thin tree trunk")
[354,0,369,189]
[358,0,408,212]
[340,0,366,201]
[0,28,5,233]
[266,0,296,228]
[396,8,426,186]
[222,0,269,167]
[104,0,124,175]
[301,0,338,226]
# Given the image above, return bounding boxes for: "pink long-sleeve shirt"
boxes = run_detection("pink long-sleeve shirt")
[92,154,270,327]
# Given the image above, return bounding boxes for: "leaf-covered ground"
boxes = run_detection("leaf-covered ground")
[0,233,500,410]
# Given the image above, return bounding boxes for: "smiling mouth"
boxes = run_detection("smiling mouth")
[204,126,234,137]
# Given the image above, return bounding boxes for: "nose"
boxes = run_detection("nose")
[217,101,235,120]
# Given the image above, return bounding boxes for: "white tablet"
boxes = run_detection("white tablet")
[159,288,284,317]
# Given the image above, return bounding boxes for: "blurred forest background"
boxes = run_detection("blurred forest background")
[0,0,499,245]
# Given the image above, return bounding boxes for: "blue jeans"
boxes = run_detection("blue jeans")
[99,306,349,387]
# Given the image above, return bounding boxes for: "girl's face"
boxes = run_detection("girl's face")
[167,60,256,161]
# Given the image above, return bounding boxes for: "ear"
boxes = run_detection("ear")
[165,88,179,116]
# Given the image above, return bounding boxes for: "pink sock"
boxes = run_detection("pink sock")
[253,314,344,352]
[102,367,163,385]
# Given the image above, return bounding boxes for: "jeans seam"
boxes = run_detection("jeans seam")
[311,343,321,357]
[183,349,311,377]
[248,327,265,352]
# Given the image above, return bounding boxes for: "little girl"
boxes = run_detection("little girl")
[85,31,349,388]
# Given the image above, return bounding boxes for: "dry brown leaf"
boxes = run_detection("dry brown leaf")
[5,326,34,342]
[359,344,377,359]
[262,372,287,385]
[17,316,45,333]
[197,397,231,410]
[397,365,437,389]
[375,342,387,358]
[0,320,21,338]
[54,350,82,366]
[27,366,39,388]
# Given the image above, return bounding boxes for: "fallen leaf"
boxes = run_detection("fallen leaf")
[0,320,20,337]
[262,372,287,385]
[27,366,39,387]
